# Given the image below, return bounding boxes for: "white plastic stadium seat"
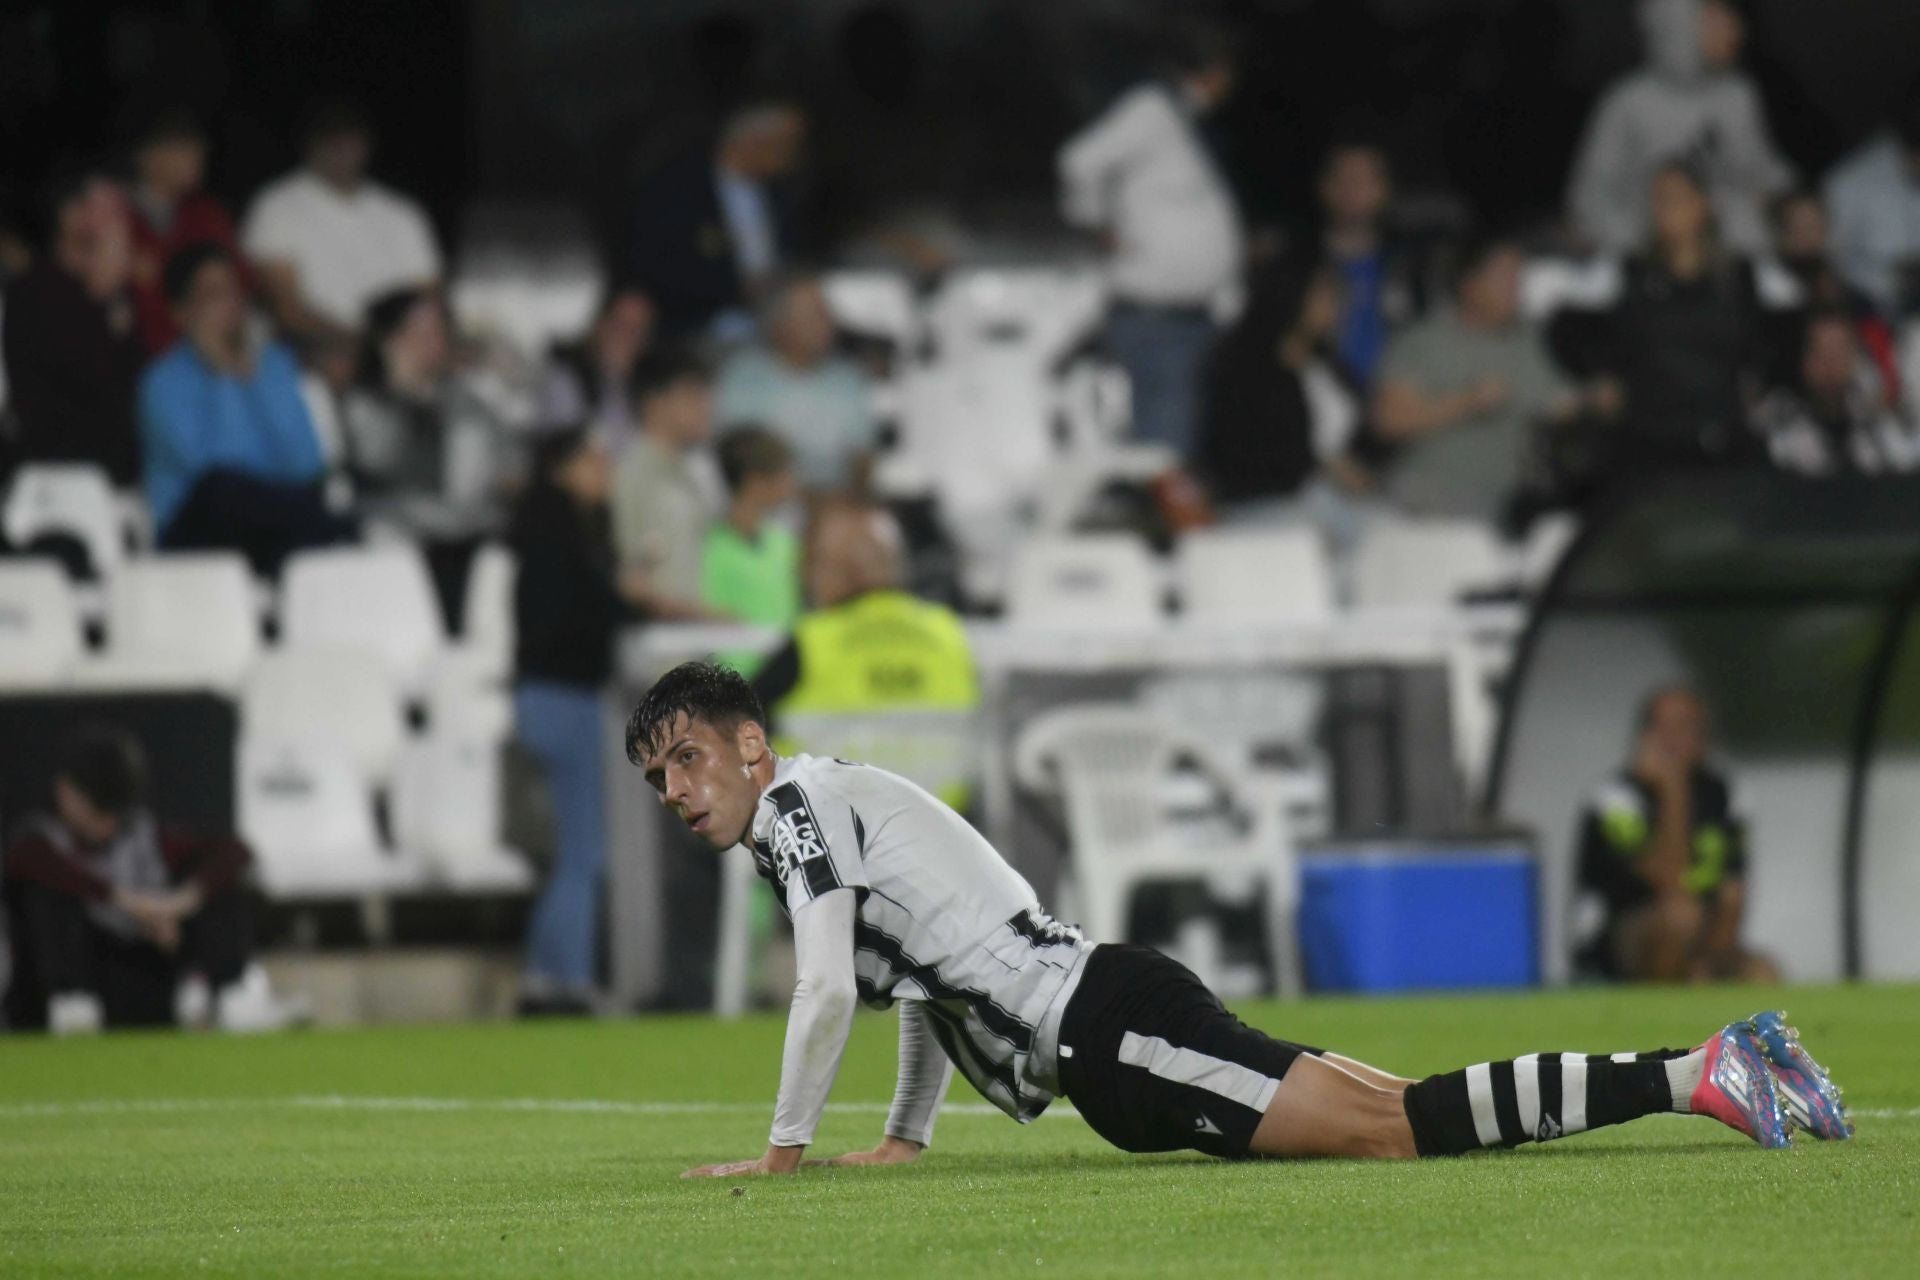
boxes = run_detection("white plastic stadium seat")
[1015,703,1301,996]
[820,270,918,348]
[237,736,422,899]
[281,544,446,695]
[1351,519,1509,610]
[0,559,83,688]
[393,733,531,892]
[3,463,127,579]
[460,542,516,682]
[1177,528,1335,624]
[242,649,407,785]
[90,553,259,691]
[1005,534,1163,624]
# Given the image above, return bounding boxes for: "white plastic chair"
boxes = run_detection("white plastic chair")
[281,544,446,695]
[242,649,407,785]
[237,735,424,899]
[0,559,82,688]
[821,270,919,348]
[1351,518,1510,610]
[393,734,531,892]
[460,543,516,682]
[1014,703,1302,996]
[91,553,259,691]
[1177,528,1335,624]
[1005,533,1164,624]
[2,464,127,579]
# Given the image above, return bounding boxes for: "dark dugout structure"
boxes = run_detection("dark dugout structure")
[1492,473,1920,984]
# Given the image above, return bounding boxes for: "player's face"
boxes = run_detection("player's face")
[642,713,770,850]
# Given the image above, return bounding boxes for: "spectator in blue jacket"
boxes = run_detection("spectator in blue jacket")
[138,242,353,574]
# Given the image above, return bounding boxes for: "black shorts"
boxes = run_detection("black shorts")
[1056,944,1322,1159]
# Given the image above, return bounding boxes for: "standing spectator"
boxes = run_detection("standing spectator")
[1771,189,1900,402]
[1750,310,1919,475]
[702,425,801,674]
[627,99,809,341]
[1823,82,1920,320]
[1199,255,1371,522]
[241,100,441,350]
[3,726,289,1032]
[538,288,656,448]
[139,243,350,575]
[612,349,721,620]
[1373,236,1618,524]
[1058,22,1243,460]
[1315,140,1425,389]
[342,285,519,542]
[1567,0,1791,257]
[1579,162,1793,476]
[712,270,877,493]
[124,109,245,356]
[508,430,648,1015]
[1,171,143,485]
[1576,686,1778,984]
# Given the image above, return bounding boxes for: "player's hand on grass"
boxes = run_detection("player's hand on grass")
[681,1145,805,1179]
[803,1136,924,1168]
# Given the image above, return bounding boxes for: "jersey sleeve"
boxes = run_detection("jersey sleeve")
[761,775,870,915]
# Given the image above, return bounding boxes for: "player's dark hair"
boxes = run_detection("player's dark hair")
[626,661,767,765]
[162,240,234,306]
[715,423,793,492]
[56,725,148,817]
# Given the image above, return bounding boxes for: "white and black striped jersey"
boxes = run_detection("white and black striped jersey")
[748,753,1090,1122]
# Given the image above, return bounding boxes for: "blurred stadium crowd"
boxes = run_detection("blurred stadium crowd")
[3,0,1920,1029]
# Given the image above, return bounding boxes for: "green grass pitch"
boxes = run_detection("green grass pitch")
[2,982,1915,1278]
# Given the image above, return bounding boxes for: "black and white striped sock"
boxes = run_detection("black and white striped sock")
[1402,1047,1703,1155]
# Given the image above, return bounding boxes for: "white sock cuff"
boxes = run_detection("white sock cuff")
[1666,1050,1706,1113]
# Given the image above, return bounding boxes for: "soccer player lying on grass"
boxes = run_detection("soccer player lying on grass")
[628,662,1853,1178]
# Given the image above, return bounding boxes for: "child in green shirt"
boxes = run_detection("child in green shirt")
[702,425,801,678]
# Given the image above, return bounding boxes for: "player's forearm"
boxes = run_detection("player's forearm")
[768,891,860,1148]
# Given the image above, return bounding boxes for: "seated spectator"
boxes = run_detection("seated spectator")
[1373,236,1618,524]
[1575,686,1778,984]
[538,288,656,448]
[125,109,246,356]
[3,726,288,1032]
[713,270,878,494]
[139,243,350,575]
[614,349,722,619]
[1771,189,1900,402]
[1575,162,1791,477]
[1823,80,1920,319]
[1567,0,1791,256]
[342,284,520,541]
[242,100,440,352]
[1200,254,1372,521]
[1314,139,1425,388]
[509,430,648,1015]
[2,170,143,485]
[1750,310,1919,475]
[627,98,809,341]
[703,425,801,674]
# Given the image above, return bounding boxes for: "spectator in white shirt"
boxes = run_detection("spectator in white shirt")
[1058,21,1243,462]
[241,100,441,357]
[1823,83,1920,320]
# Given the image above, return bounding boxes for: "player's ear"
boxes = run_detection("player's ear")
[737,718,768,767]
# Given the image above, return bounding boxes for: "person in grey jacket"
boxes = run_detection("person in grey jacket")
[1567,0,1792,256]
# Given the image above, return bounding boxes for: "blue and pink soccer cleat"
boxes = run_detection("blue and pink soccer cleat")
[1746,1009,1854,1141]
[1690,1020,1793,1149]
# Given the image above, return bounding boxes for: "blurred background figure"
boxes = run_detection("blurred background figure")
[1823,80,1920,319]
[124,109,247,357]
[713,269,876,495]
[701,425,802,663]
[139,242,348,575]
[1769,188,1900,400]
[1575,687,1778,985]
[2,726,287,1033]
[508,429,648,1015]
[613,348,720,620]
[538,287,657,448]
[1750,309,1920,475]
[2,170,143,486]
[1059,19,1242,462]
[626,97,809,342]
[1313,139,1424,391]
[1567,0,1791,255]
[243,100,441,361]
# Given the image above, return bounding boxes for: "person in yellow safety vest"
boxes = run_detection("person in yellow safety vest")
[747,500,980,814]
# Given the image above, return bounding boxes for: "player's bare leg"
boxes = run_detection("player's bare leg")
[1248,1053,1418,1158]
